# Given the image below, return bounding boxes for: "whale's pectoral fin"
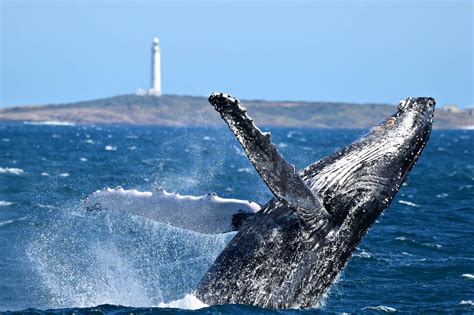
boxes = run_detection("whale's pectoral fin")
[208,92,332,224]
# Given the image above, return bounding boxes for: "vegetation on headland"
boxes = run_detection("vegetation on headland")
[0,94,472,129]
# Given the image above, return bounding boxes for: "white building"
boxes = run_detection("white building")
[138,37,162,96]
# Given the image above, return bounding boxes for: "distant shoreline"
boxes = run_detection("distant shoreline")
[0,94,472,129]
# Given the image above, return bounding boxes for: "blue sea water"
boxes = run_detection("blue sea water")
[0,122,473,314]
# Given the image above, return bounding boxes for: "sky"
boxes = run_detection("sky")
[1,0,472,108]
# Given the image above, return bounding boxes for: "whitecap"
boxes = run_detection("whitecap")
[158,294,207,310]
[0,167,24,175]
[0,219,15,227]
[398,200,420,207]
[2,138,10,142]
[395,236,407,241]
[362,305,397,312]
[237,167,253,174]
[356,250,371,258]
[85,139,95,144]
[24,120,76,126]
[277,142,288,148]
[80,157,88,162]
[36,204,55,209]
[202,136,212,141]
[41,172,50,176]
[460,300,474,306]
[461,274,474,279]
[105,145,117,151]
[0,201,14,206]
[60,173,70,177]
[436,193,448,198]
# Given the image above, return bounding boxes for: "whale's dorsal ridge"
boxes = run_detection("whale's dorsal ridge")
[208,92,332,225]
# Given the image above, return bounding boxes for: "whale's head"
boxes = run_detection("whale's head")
[303,97,435,222]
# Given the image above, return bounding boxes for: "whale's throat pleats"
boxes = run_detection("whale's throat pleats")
[299,131,402,220]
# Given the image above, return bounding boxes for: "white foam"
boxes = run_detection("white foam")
[461,273,474,279]
[460,300,474,306]
[356,249,371,258]
[398,200,420,207]
[237,167,253,174]
[24,120,76,126]
[0,167,24,175]
[158,294,208,310]
[60,173,70,177]
[41,172,50,176]
[0,201,14,206]
[84,187,261,234]
[36,204,55,209]
[362,305,397,312]
[0,219,15,227]
[105,145,117,151]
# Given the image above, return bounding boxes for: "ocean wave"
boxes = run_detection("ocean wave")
[398,200,420,207]
[461,273,474,279]
[0,167,24,175]
[0,219,15,227]
[36,204,56,209]
[158,294,207,310]
[237,167,253,174]
[0,217,26,227]
[354,249,372,259]
[460,300,474,306]
[24,120,76,126]
[362,305,397,312]
[0,201,14,206]
[105,145,117,151]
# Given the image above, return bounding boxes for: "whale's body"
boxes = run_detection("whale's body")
[196,93,435,308]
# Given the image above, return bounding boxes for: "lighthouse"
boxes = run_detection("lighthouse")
[149,37,162,96]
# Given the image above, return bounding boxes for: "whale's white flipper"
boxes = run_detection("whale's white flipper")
[84,187,261,234]
[208,93,332,224]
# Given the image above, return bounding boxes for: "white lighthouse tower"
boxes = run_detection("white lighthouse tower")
[148,37,162,96]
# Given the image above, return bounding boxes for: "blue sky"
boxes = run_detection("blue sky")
[1,0,472,108]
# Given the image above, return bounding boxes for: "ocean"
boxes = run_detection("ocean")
[0,122,473,314]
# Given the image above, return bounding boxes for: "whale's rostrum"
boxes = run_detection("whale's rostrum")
[196,93,435,308]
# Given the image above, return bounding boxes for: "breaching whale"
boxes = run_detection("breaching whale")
[195,93,435,308]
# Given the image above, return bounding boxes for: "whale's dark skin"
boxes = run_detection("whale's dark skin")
[196,93,435,308]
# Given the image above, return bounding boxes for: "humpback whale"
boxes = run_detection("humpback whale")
[195,93,435,308]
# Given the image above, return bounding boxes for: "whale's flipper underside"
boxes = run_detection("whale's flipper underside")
[209,93,332,225]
